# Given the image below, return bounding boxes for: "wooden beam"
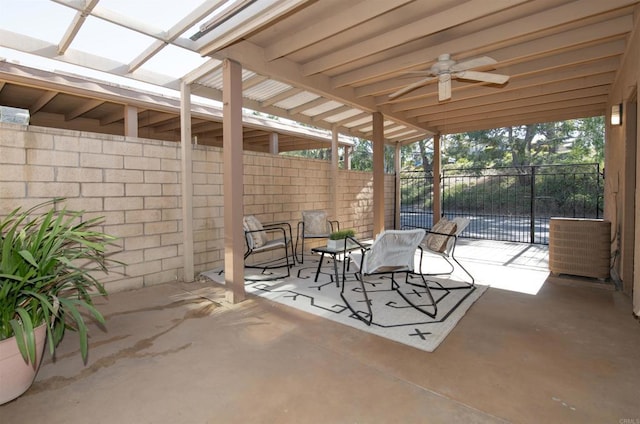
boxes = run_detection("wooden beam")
[333,0,638,87]
[65,99,103,120]
[302,0,528,75]
[264,0,413,60]
[30,91,58,114]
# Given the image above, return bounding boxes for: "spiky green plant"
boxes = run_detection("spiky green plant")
[329,229,355,240]
[0,199,118,365]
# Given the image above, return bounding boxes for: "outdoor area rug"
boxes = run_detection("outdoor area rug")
[201,257,487,352]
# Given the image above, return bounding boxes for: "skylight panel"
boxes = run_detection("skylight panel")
[99,0,205,29]
[0,0,74,42]
[70,15,154,64]
[139,44,209,80]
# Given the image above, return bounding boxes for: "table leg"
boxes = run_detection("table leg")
[332,254,340,287]
[314,252,325,282]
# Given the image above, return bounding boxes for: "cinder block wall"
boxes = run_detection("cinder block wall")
[1,123,395,293]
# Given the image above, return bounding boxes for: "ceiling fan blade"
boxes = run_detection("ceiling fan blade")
[388,76,436,99]
[454,70,509,84]
[450,56,497,72]
[438,75,451,101]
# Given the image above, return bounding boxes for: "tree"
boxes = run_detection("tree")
[568,116,604,165]
[349,138,396,172]
[350,138,373,170]
[435,117,603,170]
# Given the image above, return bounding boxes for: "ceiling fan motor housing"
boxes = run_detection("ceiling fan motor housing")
[431,54,456,75]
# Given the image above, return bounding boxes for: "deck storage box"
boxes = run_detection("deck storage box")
[548,218,610,279]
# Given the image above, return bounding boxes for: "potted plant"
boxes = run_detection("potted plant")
[0,199,118,405]
[327,229,356,250]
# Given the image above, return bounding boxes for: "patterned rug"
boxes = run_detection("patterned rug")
[201,256,487,352]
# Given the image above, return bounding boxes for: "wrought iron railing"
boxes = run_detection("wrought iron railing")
[400,164,603,244]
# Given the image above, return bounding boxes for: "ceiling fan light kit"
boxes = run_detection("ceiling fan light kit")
[389,53,509,101]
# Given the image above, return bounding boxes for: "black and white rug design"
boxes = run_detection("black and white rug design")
[202,258,487,352]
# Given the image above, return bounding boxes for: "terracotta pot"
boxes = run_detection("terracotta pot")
[0,324,47,405]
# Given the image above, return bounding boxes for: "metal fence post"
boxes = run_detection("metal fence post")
[530,166,536,243]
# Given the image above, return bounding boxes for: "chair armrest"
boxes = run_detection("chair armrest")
[244,226,287,241]
[345,235,369,250]
[263,221,292,232]
[264,222,293,244]
[345,235,370,258]
[426,229,457,238]
[245,223,292,246]
[345,235,369,273]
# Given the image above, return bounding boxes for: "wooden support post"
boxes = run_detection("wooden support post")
[433,133,442,224]
[269,132,278,154]
[124,105,138,137]
[180,82,194,282]
[223,59,245,304]
[373,112,385,236]
[331,126,339,222]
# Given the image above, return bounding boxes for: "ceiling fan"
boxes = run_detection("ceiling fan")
[388,54,509,101]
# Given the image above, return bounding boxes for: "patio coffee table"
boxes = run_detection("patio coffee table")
[311,241,370,286]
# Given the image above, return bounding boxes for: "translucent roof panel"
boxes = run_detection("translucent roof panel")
[139,44,209,80]
[0,0,436,142]
[99,0,206,29]
[0,0,75,41]
[70,16,155,64]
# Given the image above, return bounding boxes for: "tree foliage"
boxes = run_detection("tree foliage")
[409,117,604,171]
[283,117,604,173]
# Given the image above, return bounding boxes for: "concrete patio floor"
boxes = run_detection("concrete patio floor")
[2,240,639,423]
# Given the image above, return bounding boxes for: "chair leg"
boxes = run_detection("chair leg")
[294,236,307,264]
[244,241,294,279]
[340,271,373,326]
[409,254,474,290]
[393,272,437,318]
[447,255,474,288]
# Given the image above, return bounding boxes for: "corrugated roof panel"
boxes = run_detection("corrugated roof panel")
[274,91,319,110]
[324,108,362,123]
[244,80,291,102]
[388,129,416,138]
[302,100,342,117]
[351,124,373,133]
[344,116,371,128]
[196,68,255,91]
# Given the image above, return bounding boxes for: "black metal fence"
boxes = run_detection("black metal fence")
[400,164,603,244]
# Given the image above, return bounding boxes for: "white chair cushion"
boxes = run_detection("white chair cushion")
[357,229,425,275]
